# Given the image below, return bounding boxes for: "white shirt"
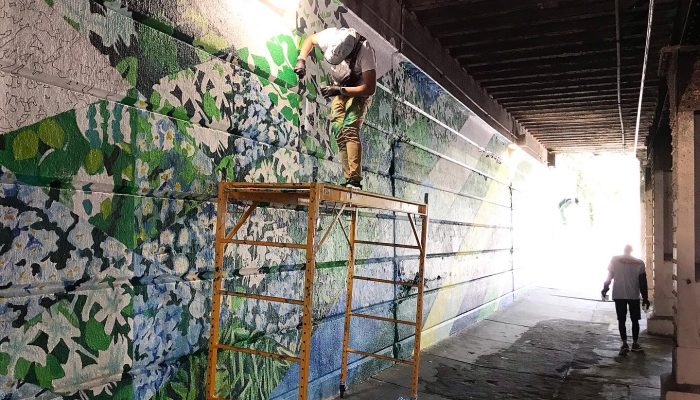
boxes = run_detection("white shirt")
[605,255,646,300]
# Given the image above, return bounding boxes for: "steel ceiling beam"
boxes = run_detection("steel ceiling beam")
[456,40,667,67]
[357,0,678,150]
[495,89,658,102]
[414,0,611,26]
[404,0,480,12]
[427,3,615,36]
[486,81,660,97]
[465,55,647,76]
[476,66,642,85]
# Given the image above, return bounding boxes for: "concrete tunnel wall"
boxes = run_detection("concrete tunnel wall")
[0,0,550,398]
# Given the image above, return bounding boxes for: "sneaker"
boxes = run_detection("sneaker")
[619,342,630,355]
[631,342,643,352]
[337,179,359,187]
[344,180,362,190]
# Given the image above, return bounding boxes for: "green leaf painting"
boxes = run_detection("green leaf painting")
[38,119,66,149]
[267,40,285,66]
[252,55,272,79]
[276,65,298,86]
[202,91,222,121]
[85,319,112,352]
[116,57,138,87]
[12,129,39,160]
[84,148,105,174]
[0,353,11,376]
[1,111,88,183]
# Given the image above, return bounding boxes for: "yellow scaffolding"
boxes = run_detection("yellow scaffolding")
[206,182,429,400]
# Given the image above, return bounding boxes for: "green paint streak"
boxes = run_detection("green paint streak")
[84,149,104,175]
[63,16,80,31]
[279,35,300,65]
[142,17,174,35]
[172,105,189,120]
[159,99,174,115]
[154,350,208,400]
[89,194,136,249]
[406,115,429,143]
[99,101,110,138]
[84,319,111,352]
[280,106,294,122]
[275,65,298,87]
[213,63,225,77]
[0,352,10,375]
[194,32,229,54]
[267,40,285,66]
[202,91,222,121]
[55,301,80,329]
[139,25,179,76]
[100,198,112,218]
[116,57,138,87]
[303,136,325,159]
[12,129,38,160]
[287,92,300,109]
[150,90,162,109]
[34,354,64,389]
[37,119,65,149]
[14,358,30,380]
[0,110,90,186]
[251,55,271,79]
[195,47,211,63]
[121,299,133,318]
[237,48,250,63]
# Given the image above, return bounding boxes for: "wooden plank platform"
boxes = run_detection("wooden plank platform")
[221,182,427,215]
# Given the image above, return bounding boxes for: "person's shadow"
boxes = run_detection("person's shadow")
[614,348,646,364]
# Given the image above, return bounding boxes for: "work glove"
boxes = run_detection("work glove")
[320,85,342,98]
[294,59,306,80]
[642,298,651,311]
[601,289,608,301]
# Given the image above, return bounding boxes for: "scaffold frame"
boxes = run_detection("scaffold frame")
[205,182,429,400]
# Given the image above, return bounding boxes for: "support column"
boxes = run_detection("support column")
[671,110,700,387]
[642,165,655,300]
[649,169,675,336]
[662,48,700,399]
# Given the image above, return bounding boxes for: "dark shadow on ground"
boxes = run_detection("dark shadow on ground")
[337,288,673,400]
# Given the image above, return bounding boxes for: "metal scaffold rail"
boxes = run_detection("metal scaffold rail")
[205,182,429,400]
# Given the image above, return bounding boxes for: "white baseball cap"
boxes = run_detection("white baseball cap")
[323,28,359,65]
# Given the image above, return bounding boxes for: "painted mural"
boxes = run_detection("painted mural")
[0,0,547,399]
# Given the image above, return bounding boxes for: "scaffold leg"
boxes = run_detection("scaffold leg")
[411,212,428,399]
[298,184,321,400]
[339,209,358,397]
[206,185,228,399]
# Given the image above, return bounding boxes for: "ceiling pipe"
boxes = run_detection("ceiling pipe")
[633,0,655,154]
[615,0,626,148]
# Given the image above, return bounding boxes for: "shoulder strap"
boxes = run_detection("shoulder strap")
[348,35,367,73]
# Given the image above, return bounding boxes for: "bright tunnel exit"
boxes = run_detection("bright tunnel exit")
[538,152,643,297]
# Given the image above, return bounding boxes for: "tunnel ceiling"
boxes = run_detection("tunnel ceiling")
[403,0,679,152]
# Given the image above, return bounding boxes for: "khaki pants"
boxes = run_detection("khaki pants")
[330,95,372,182]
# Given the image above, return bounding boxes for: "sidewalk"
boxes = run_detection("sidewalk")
[338,287,673,400]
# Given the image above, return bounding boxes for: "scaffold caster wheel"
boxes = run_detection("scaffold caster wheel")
[339,384,346,398]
